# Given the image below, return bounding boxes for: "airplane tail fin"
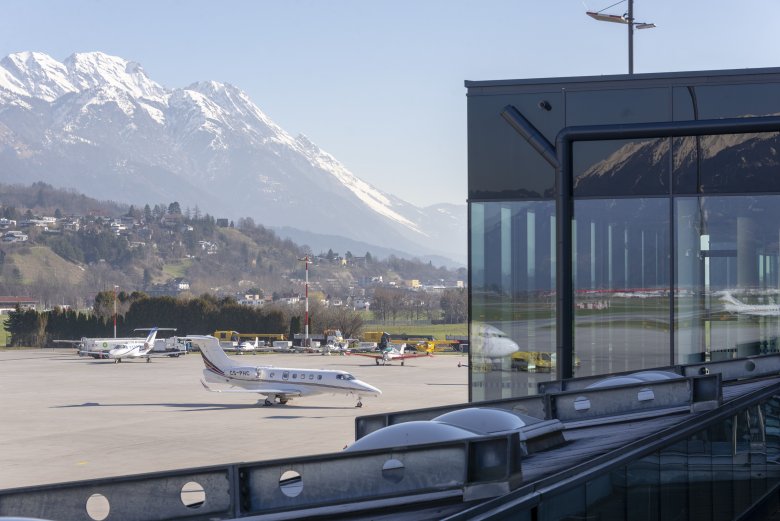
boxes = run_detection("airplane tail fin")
[141,327,159,354]
[720,293,744,307]
[188,335,238,376]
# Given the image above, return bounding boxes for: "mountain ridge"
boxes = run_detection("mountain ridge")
[0,51,466,264]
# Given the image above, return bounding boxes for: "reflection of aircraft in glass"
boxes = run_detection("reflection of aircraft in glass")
[473,324,521,361]
[719,291,780,316]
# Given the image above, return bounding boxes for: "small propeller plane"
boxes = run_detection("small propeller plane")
[187,335,381,407]
[352,343,431,366]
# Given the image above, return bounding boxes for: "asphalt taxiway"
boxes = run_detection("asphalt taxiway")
[0,348,468,489]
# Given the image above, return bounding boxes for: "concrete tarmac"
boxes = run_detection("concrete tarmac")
[0,348,469,490]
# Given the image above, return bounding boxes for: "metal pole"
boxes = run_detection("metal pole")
[628,0,634,74]
[113,285,117,338]
[305,257,309,349]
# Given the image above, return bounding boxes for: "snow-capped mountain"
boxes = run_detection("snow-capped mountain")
[0,51,465,264]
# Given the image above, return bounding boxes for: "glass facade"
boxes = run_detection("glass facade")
[468,72,780,401]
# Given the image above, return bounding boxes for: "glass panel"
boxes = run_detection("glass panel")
[573,198,670,376]
[681,83,780,120]
[763,396,780,490]
[538,484,585,521]
[586,468,626,519]
[469,201,556,400]
[676,196,780,364]
[573,138,670,197]
[709,418,735,521]
[687,433,713,521]
[567,87,672,127]
[626,453,660,521]
[467,92,561,200]
[659,441,688,520]
[699,132,780,194]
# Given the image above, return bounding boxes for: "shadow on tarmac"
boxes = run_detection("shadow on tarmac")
[51,402,360,412]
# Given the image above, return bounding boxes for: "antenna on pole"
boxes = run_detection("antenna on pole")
[298,256,311,351]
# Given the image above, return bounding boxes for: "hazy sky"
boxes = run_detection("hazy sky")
[1,0,779,207]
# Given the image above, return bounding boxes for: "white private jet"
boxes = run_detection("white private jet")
[236,337,259,353]
[188,335,382,407]
[720,292,780,316]
[475,323,522,359]
[81,328,183,363]
[353,343,432,366]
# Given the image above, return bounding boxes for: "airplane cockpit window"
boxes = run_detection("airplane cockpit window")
[339,373,356,381]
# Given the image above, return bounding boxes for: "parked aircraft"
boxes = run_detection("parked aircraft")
[54,337,138,358]
[188,335,381,407]
[236,337,259,352]
[474,323,522,359]
[720,292,780,316]
[80,328,183,363]
[353,343,431,366]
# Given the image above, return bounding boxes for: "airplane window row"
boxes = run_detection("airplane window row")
[274,372,322,381]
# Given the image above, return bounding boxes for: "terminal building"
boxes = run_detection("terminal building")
[5,67,780,521]
[467,67,780,402]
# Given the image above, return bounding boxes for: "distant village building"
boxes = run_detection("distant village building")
[352,297,370,311]
[2,231,28,243]
[0,296,38,314]
[238,294,265,307]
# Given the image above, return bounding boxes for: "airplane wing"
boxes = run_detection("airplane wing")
[200,380,302,397]
[394,353,432,360]
[146,350,187,358]
[78,349,111,359]
[351,353,382,360]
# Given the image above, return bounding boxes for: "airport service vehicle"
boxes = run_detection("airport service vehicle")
[187,335,381,407]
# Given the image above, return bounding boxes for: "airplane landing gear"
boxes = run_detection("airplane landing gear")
[114,359,120,364]
[263,398,273,406]
[356,399,363,408]
[279,397,288,405]
[146,357,151,363]
[375,359,379,365]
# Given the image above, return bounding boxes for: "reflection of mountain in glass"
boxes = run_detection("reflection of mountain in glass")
[574,132,780,196]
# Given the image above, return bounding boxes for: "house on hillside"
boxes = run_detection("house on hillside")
[2,231,28,243]
[0,296,37,314]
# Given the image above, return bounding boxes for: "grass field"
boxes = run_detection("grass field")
[161,258,193,280]
[362,322,467,340]
[1,316,8,347]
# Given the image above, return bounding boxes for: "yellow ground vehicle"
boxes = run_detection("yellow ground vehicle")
[511,351,582,372]
[412,340,457,353]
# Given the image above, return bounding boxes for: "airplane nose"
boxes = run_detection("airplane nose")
[358,381,382,395]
